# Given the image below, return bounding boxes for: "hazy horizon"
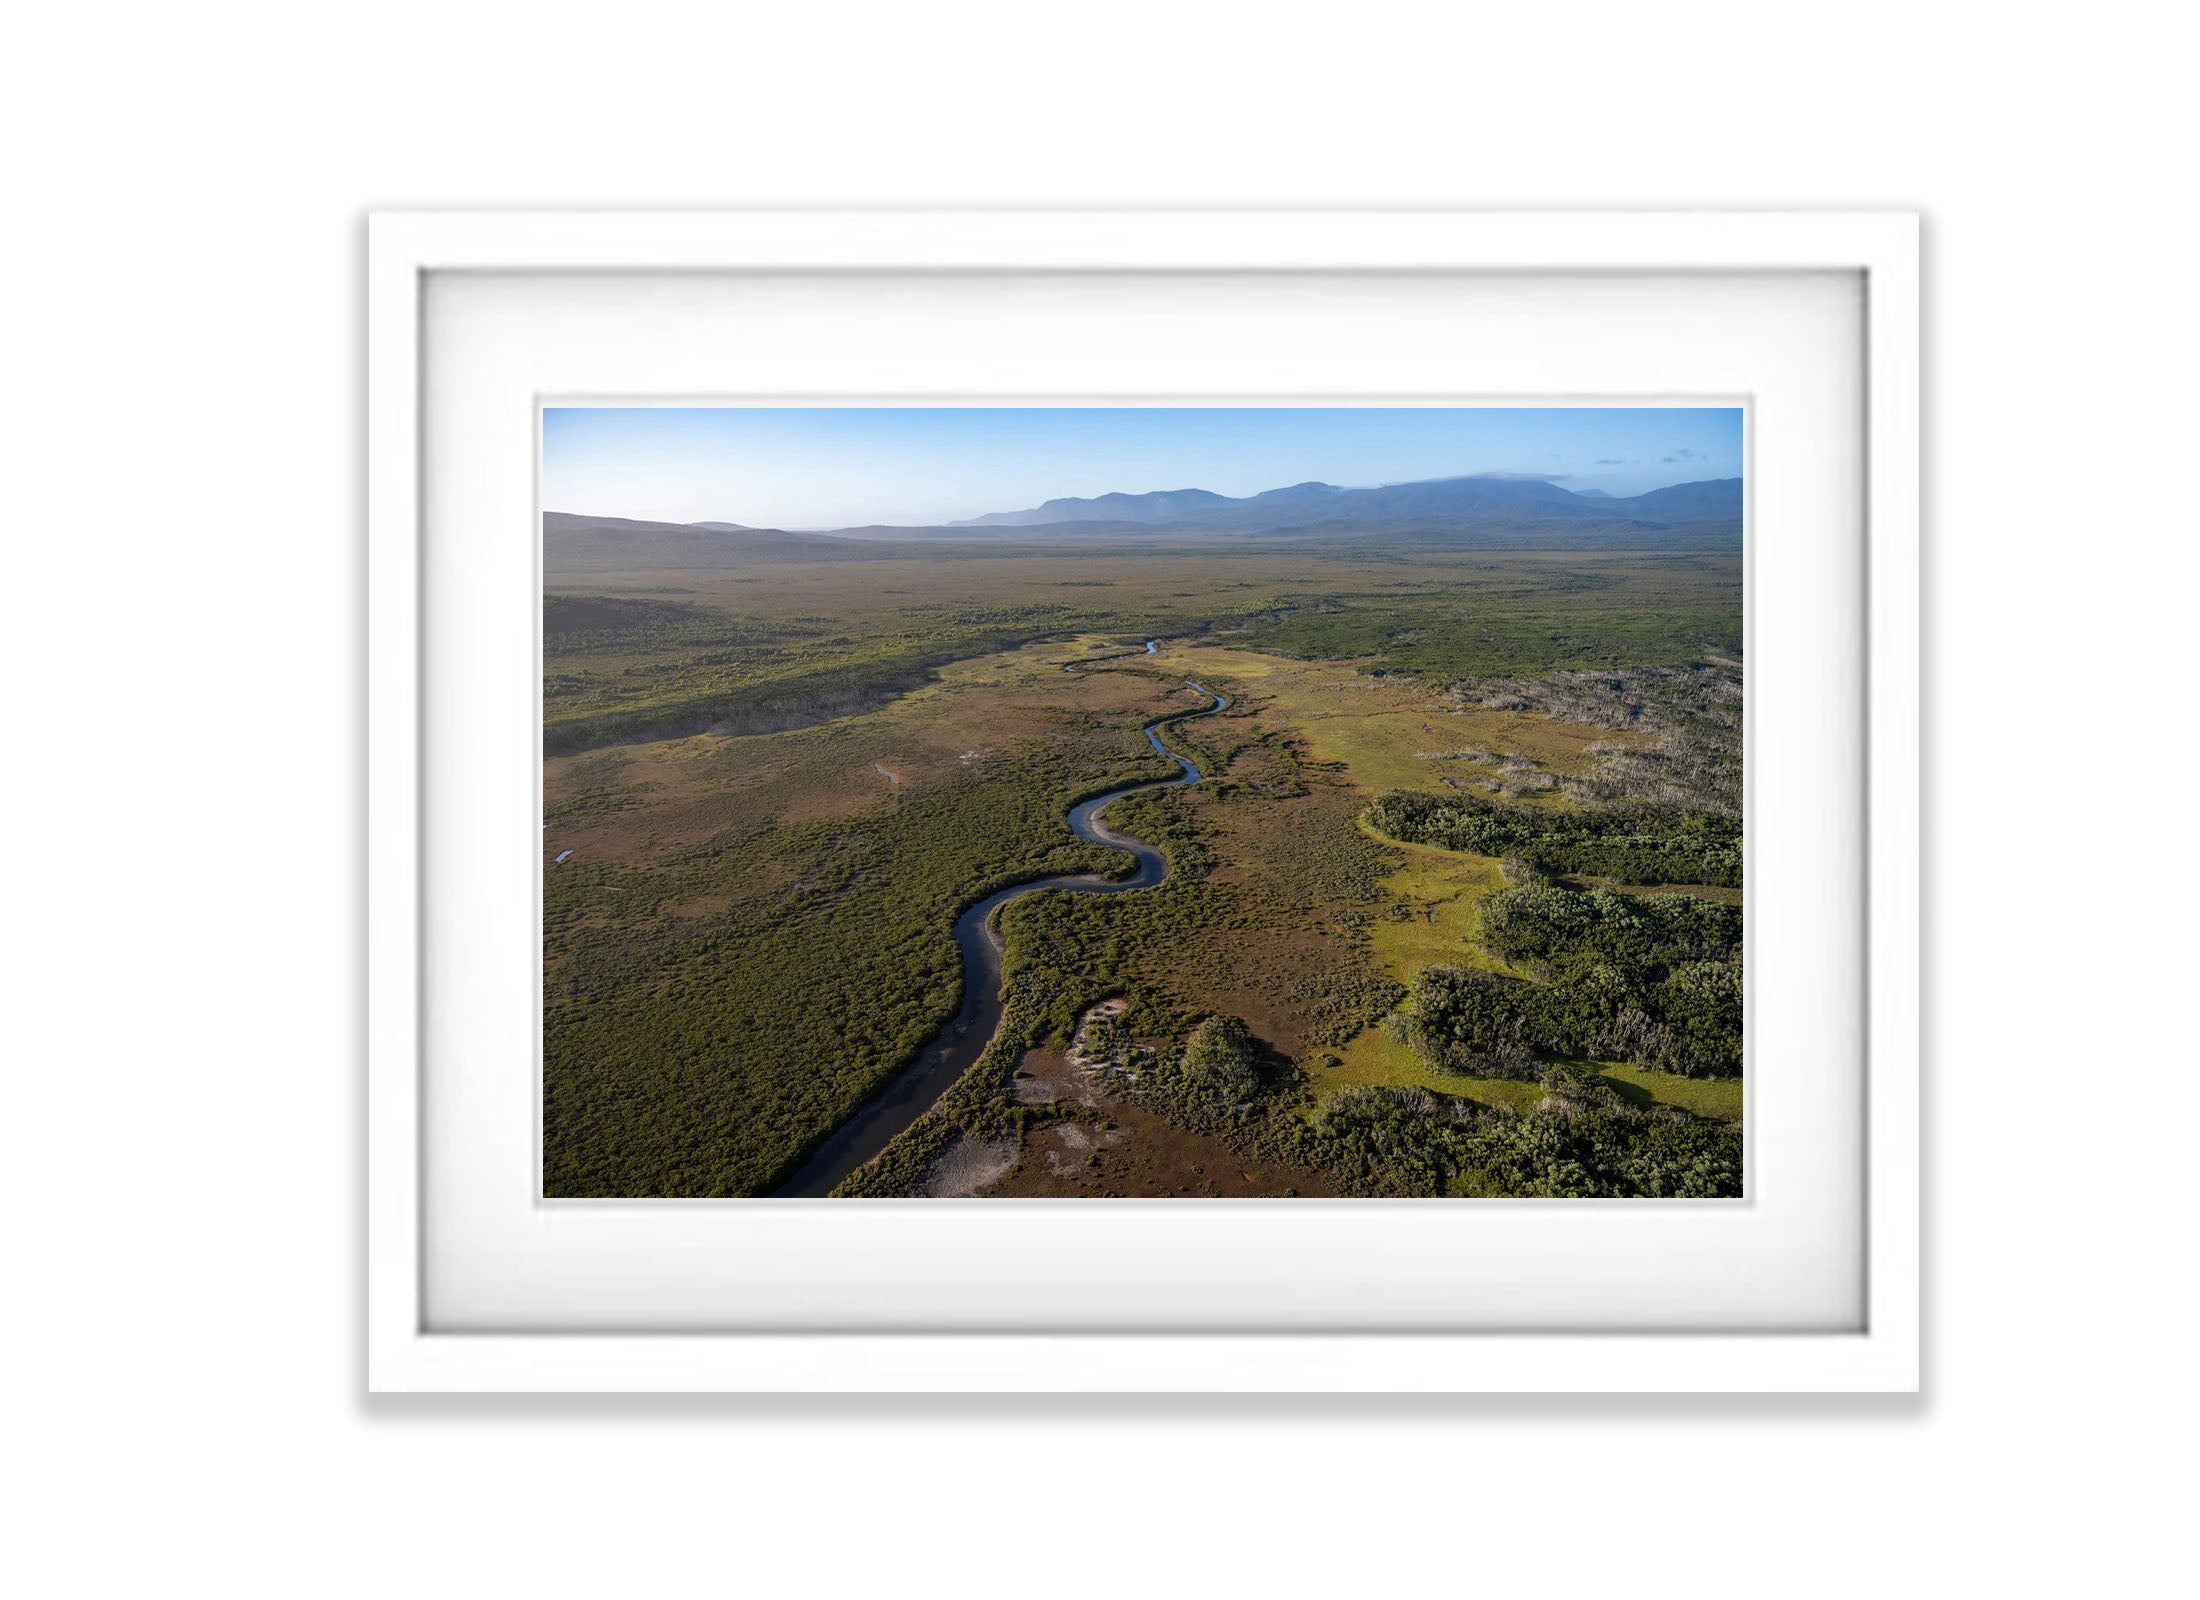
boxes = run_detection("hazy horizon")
[542,406,1745,530]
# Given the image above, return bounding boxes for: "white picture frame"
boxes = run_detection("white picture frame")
[368,210,1918,1392]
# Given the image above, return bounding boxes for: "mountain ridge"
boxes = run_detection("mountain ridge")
[544,474,1743,574]
[946,472,1739,531]
[955,487,1237,526]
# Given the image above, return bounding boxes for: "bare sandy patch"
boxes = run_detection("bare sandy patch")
[1039,1121,1128,1177]
[916,1133,1019,1197]
[1012,998,1134,1107]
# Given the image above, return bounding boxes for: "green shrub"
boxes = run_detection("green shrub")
[1178,1014,1265,1104]
[1279,1075,1741,1198]
[1365,790,1741,887]
[1392,881,1742,1079]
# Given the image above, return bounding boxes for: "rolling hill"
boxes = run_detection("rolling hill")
[543,512,880,572]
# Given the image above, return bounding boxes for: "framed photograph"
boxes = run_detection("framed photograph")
[368,210,1917,1391]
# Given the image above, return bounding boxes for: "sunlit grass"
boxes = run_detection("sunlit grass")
[1592,1063,1744,1122]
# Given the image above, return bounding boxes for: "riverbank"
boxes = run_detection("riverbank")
[770,678,1229,1197]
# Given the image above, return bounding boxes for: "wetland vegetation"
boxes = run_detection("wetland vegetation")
[544,531,1745,1199]
[540,417,1744,1200]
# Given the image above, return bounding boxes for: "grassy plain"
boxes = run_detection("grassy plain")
[544,545,1740,752]
[544,537,1743,1195]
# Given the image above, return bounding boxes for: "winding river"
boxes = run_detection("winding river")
[771,664,1227,1197]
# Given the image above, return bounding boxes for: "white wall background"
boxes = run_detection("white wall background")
[4,3,2188,1595]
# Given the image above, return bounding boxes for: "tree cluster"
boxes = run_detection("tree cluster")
[1393,883,1743,1081]
[1365,789,1741,887]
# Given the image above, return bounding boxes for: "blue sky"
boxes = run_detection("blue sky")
[542,406,1744,529]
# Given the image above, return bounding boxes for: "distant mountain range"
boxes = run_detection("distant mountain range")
[544,473,1742,574]
[950,472,1741,531]
[954,486,1241,526]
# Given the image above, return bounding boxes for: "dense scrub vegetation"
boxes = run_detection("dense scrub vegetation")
[830,965,1072,1198]
[1285,1074,1741,1198]
[1482,883,1742,966]
[1176,1014,1266,1103]
[1365,790,1742,887]
[543,593,813,657]
[824,688,1747,1194]
[1356,651,1745,1093]
[546,541,1744,1199]
[843,975,1748,1198]
[834,774,1386,1191]
[1124,1009,1293,1136]
[1230,555,1741,679]
[1389,883,1741,1079]
[545,740,1160,1197]
[827,1114,961,1199]
[548,644,948,756]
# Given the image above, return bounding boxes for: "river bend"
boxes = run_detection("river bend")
[771,673,1227,1197]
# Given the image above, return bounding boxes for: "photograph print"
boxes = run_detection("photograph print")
[543,405,1744,1199]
